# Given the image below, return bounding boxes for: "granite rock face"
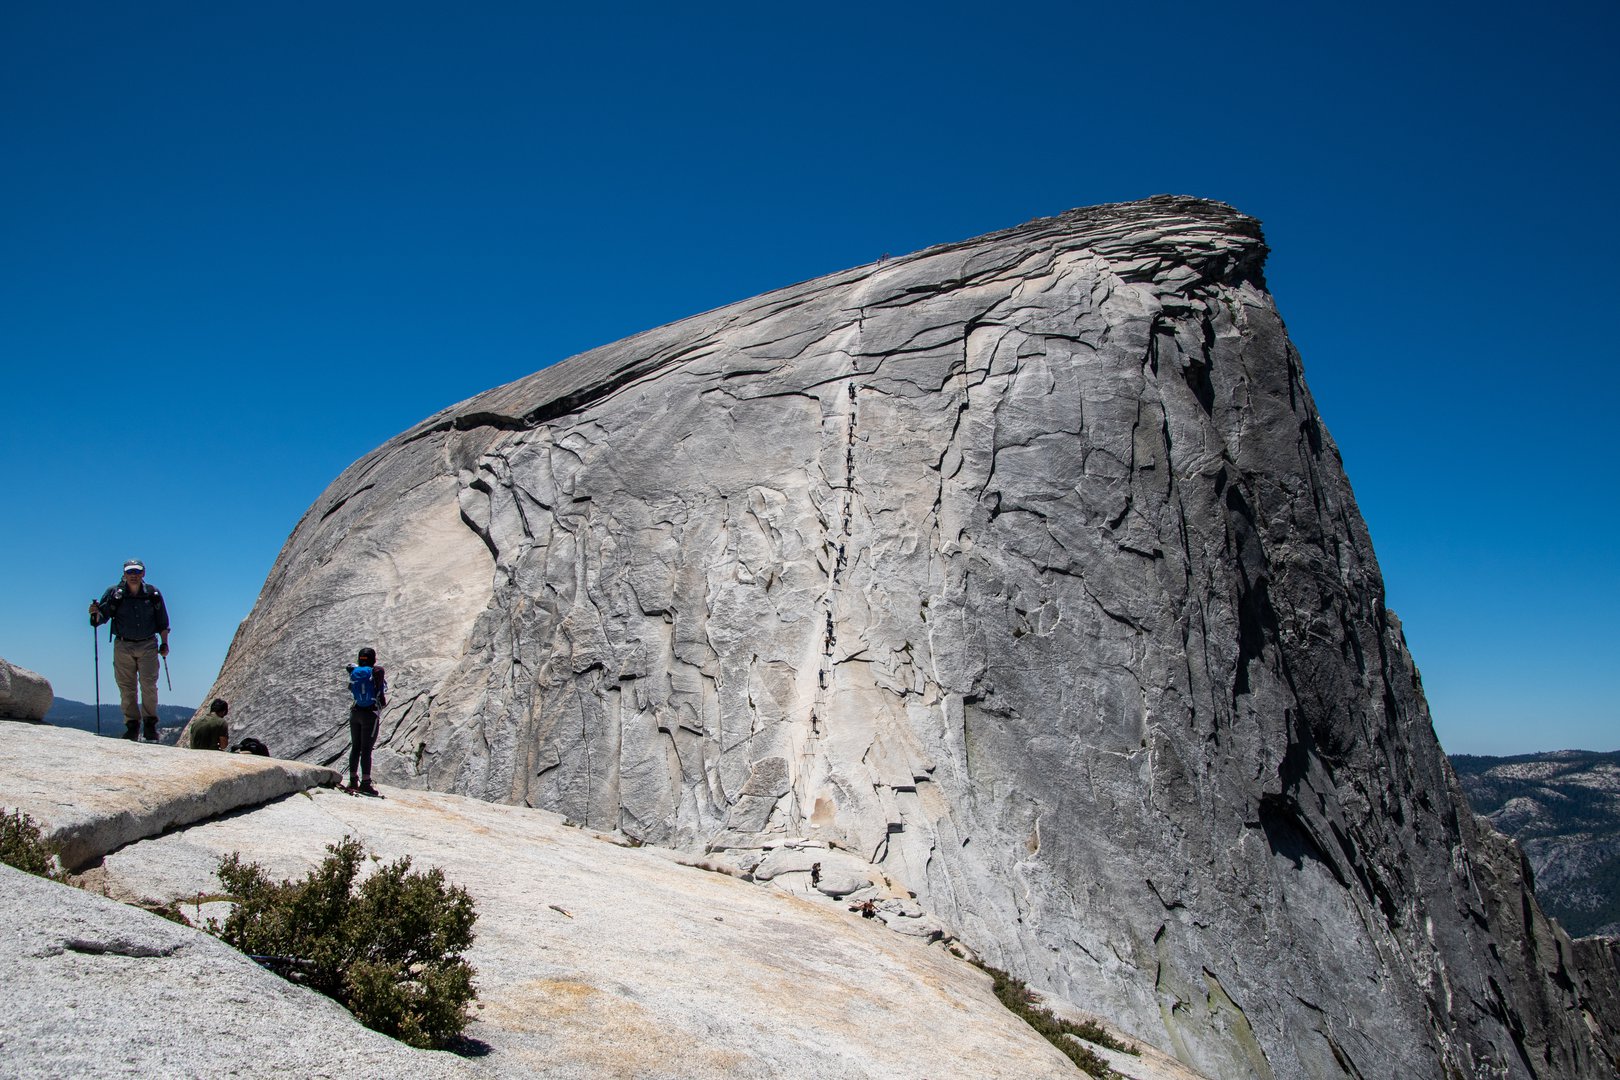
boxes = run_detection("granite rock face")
[0,658,52,721]
[210,197,1618,1079]
[0,723,1100,1080]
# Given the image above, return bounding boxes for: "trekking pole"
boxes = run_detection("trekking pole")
[91,615,102,736]
[162,652,172,692]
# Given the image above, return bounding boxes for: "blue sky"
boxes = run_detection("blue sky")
[3,1,1615,756]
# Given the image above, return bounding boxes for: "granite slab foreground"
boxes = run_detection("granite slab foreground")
[0,720,339,868]
[0,862,467,1080]
[0,721,1163,1079]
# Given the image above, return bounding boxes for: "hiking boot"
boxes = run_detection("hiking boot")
[358,779,379,796]
[123,720,140,741]
[142,717,159,742]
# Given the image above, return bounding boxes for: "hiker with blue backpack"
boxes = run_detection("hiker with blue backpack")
[344,647,387,795]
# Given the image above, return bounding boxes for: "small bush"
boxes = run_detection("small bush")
[209,836,478,1049]
[0,808,64,881]
[975,962,1135,1078]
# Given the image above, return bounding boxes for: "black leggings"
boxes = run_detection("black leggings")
[348,705,379,781]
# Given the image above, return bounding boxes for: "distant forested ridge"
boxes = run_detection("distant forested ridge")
[1451,750,1620,937]
[44,697,196,745]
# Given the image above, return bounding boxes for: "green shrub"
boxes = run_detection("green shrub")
[0,808,64,881]
[975,961,1135,1078]
[209,836,477,1049]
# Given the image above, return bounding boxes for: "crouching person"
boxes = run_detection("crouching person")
[190,699,230,750]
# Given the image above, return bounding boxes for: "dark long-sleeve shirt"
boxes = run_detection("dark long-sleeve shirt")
[92,584,170,641]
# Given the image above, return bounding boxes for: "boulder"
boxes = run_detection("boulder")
[0,658,52,721]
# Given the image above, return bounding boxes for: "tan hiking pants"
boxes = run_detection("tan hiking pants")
[113,636,161,722]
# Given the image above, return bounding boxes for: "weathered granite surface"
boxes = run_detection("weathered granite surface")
[0,862,468,1079]
[202,196,1618,1078]
[1573,937,1620,1056]
[0,657,52,721]
[0,721,339,869]
[2,723,1123,1079]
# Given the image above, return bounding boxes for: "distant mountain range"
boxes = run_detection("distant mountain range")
[44,697,196,747]
[1451,750,1620,938]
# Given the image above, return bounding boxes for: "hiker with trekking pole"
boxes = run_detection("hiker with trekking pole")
[88,559,171,742]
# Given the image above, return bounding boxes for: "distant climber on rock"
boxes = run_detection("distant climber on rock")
[190,699,230,750]
[344,647,386,795]
[88,559,171,742]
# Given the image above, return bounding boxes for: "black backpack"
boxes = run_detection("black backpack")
[97,584,165,640]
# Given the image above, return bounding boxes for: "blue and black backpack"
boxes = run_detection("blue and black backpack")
[349,665,379,708]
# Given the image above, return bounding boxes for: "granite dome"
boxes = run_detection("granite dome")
[208,196,1618,1079]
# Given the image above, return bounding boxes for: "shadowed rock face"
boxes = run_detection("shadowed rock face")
[212,196,1617,1079]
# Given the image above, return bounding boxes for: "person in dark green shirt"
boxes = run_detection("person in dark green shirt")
[190,699,229,751]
